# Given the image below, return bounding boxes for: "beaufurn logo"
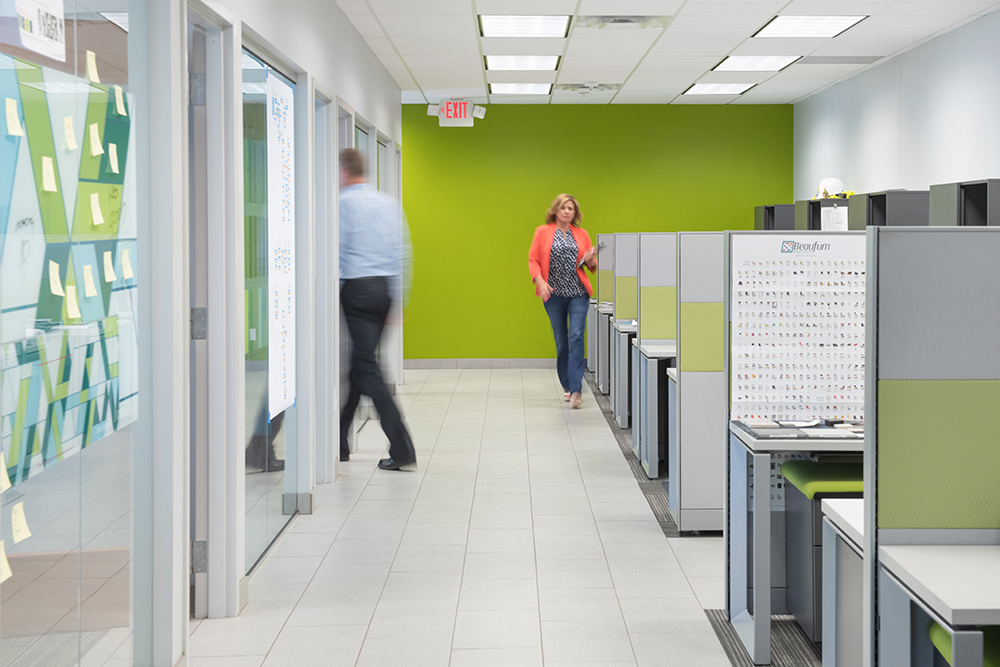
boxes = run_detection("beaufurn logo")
[781,240,831,254]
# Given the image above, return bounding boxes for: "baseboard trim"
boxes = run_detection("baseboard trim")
[404,358,558,369]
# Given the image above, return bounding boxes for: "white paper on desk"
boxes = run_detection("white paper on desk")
[780,419,822,428]
[804,430,854,438]
[821,205,848,231]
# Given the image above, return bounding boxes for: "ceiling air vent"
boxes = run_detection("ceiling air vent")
[574,15,670,30]
[555,82,622,96]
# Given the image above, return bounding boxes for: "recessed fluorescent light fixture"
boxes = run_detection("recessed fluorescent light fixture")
[485,55,560,71]
[754,15,866,39]
[99,12,129,32]
[683,83,755,95]
[714,55,800,72]
[489,83,552,95]
[480,15,570,38]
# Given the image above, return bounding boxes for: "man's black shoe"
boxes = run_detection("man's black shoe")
[377,457,417,471]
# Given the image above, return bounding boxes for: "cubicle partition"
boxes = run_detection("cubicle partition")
[595,234,614,394]
[633,233,676,474]
[612,233,637,428]
[670,232,725,530]
[865,227,1000,667]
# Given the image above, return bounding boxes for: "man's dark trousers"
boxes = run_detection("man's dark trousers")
[339,277,415,463]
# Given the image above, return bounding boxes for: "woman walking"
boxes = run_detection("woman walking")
[528,194,597,408]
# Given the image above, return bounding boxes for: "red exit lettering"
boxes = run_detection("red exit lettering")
[445,101,468,119]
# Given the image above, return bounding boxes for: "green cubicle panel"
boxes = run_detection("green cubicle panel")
[613,233,637,320]
[637,233,676,343]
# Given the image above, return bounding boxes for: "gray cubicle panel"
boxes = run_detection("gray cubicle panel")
[847,190,929,229]
[795,198,850,231]
[634,233,676,475]
[611,234,638,428]
[586,300,597,373]
[672,232,725,531]
[929,179,1000,227]
[864,227,1000,667]
[754,205,795,231]
[596,233,614,304]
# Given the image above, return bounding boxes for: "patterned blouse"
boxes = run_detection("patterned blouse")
[548,228,588,298]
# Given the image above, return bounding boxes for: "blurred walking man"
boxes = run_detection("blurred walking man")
[338,148,416,471]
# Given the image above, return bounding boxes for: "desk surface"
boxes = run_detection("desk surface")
[823,499,864,550]
[729,422,865,453]
[598,304,613,314]
[638,343,677,358]
[615,321,637,333]
[880,545,1000,626]
[666,367,678,382]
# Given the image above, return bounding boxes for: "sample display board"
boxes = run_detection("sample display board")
[730,234,866,422]
[266,71,296,418]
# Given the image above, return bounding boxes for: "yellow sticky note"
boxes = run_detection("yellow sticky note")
[89,123,104,156]
[41,156,58,192]
[86,50,100,83]
[122,248,134,280]
[91,192,105,226]
[109,143,119,174]
[5,98,22,136]
[10,502,31,544]
[83,265,98,297]
[103,251,116,282]
[0,452,11,493]
[63,116,77,151]
[66,285,81,319]
[0,541,11,584]
[48,260,65,296]
[114,85,126,116]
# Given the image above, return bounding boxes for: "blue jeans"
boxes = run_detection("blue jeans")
[543,295,589,394]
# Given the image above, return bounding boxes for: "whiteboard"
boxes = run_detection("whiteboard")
[730,233,866,423]
[267,71,296,419]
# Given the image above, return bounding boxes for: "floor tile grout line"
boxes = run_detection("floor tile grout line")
[561,377,641,667]
[525,367,545,666]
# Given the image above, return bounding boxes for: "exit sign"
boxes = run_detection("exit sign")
[438,99,473,127]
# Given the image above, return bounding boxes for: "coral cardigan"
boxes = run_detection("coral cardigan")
[528,223,596,298]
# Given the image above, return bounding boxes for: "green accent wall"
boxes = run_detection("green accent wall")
[614,276,637,320]
[877,380,1000,530]
[639,286,676,340]
[679,303,724,372]
[402,105,792,359]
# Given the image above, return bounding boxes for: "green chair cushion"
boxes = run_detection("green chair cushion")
[929,621,1000,667]
[780,460,863,499]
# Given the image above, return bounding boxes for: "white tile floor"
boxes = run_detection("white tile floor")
[188,368,731,667]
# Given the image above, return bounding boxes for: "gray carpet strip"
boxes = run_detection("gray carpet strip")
[586,372,823,667]
[585,372,679,538]
[706,609,822,667]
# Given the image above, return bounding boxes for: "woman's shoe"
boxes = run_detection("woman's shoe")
[570,392,582,409]
[563,391,571,402]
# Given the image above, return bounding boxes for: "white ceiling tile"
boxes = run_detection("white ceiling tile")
[665,14,770,38]
[378,14,475,38]
[401,54,482,69]
[808,16,958,57]
[393,36,480,55]
[336,1,370,15]
[778,1,894,15]
[635,55,720,72]
[489,94,552,103]
[565,29,661,56]
[764,65,855,86]
[729,37,830,56]
[559,54,642,71]
[480,37,566,55]
[551,89,618,103]
[648,36,741,56]
[347,13,385,38]
[697,70,772,84]
[401,90,427,104]
[476,0,577,15]
[671,93,741,104]
[879,2,996,16]
[486,70,557,83]
[612,87,684,102]
[423,87,488,100]
[557,70,633,83]
[364,36,398,56]
[617,80,687,93]
[729,81,819,103]
[577,0,683,13]
[414,74,487,88]
[369,0,472,15]
[678,1,786,17]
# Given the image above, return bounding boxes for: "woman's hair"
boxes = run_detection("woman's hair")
[545,194,582,227]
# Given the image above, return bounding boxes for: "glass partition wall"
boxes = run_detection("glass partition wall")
[241,48,297,572]
[1,5,139,665]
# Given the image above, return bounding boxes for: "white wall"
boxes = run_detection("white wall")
[794,10,1000,200]
[231,0,401,141]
